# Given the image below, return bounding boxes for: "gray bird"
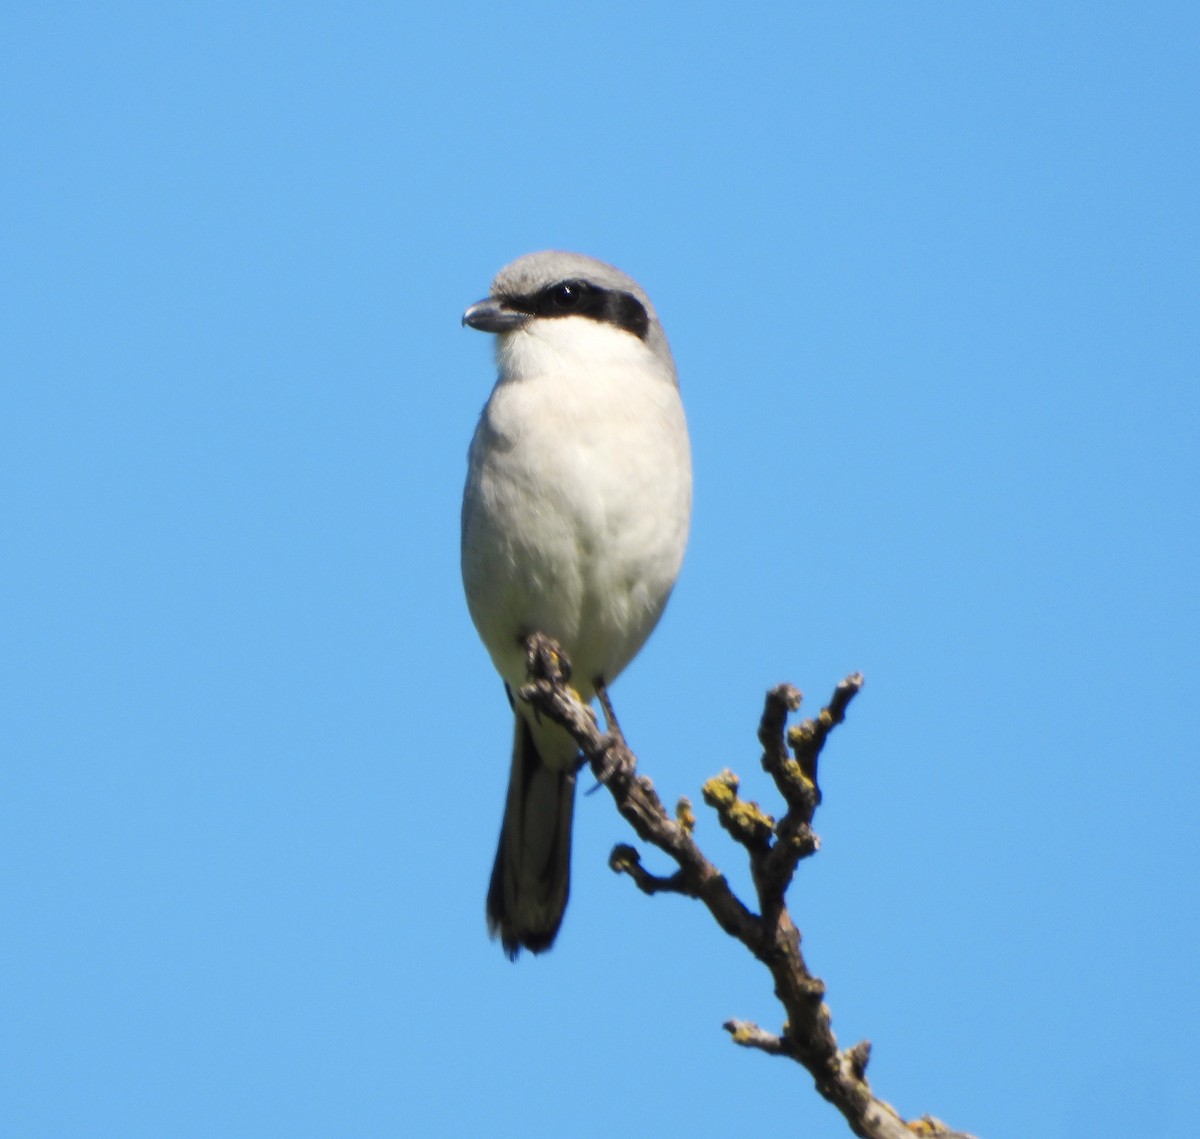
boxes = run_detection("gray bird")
[461,251,692,957]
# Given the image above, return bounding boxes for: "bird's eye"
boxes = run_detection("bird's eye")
[549,281,585,310]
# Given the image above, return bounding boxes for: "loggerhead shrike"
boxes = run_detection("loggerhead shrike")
[461,251,692,958]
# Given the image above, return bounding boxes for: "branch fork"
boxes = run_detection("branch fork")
[516,633,978,1139]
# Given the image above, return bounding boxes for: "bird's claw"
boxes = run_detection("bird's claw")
[524,632,572,685]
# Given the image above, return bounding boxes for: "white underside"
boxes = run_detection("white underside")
[461,316,692,766]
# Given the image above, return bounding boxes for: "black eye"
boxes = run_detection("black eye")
[549,281,585,310]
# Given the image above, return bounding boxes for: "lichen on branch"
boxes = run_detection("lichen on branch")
[517,632,979,1139]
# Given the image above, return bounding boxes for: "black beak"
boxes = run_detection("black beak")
[462,298,530,333]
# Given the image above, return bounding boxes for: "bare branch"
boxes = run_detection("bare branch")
[517,633,980,1139]
[608,844,697,898]
[724,1019,788,1055]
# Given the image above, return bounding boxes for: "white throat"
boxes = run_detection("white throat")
[495,316,674,388]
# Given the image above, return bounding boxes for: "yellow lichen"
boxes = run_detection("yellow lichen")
[787,723,816,747]
[729,798,775,834]
[701,769,739,809]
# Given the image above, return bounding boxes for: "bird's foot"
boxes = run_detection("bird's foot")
[594,677,621,737]
[587,678,628,786]
[587,736,624,787]
[523,631,572,685]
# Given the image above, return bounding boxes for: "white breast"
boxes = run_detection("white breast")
[461,317,692,697]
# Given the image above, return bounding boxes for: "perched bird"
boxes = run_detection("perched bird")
[461,251,692,958]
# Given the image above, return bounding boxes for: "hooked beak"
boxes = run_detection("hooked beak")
[462,298,530,333]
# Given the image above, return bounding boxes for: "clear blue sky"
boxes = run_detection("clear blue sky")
[3,5,1197,1137]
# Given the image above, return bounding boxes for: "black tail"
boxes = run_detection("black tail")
[487,714,577,958]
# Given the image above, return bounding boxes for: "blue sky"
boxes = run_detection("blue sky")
[3,4,1197,1137]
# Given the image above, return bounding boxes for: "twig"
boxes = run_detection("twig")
[518,633,980,1139]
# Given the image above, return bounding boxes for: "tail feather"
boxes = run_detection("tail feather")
[487,714,577,958]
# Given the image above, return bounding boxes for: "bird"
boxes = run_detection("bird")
[460,251,692,958]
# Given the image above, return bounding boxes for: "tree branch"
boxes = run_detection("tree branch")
[518,633,980,1139]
